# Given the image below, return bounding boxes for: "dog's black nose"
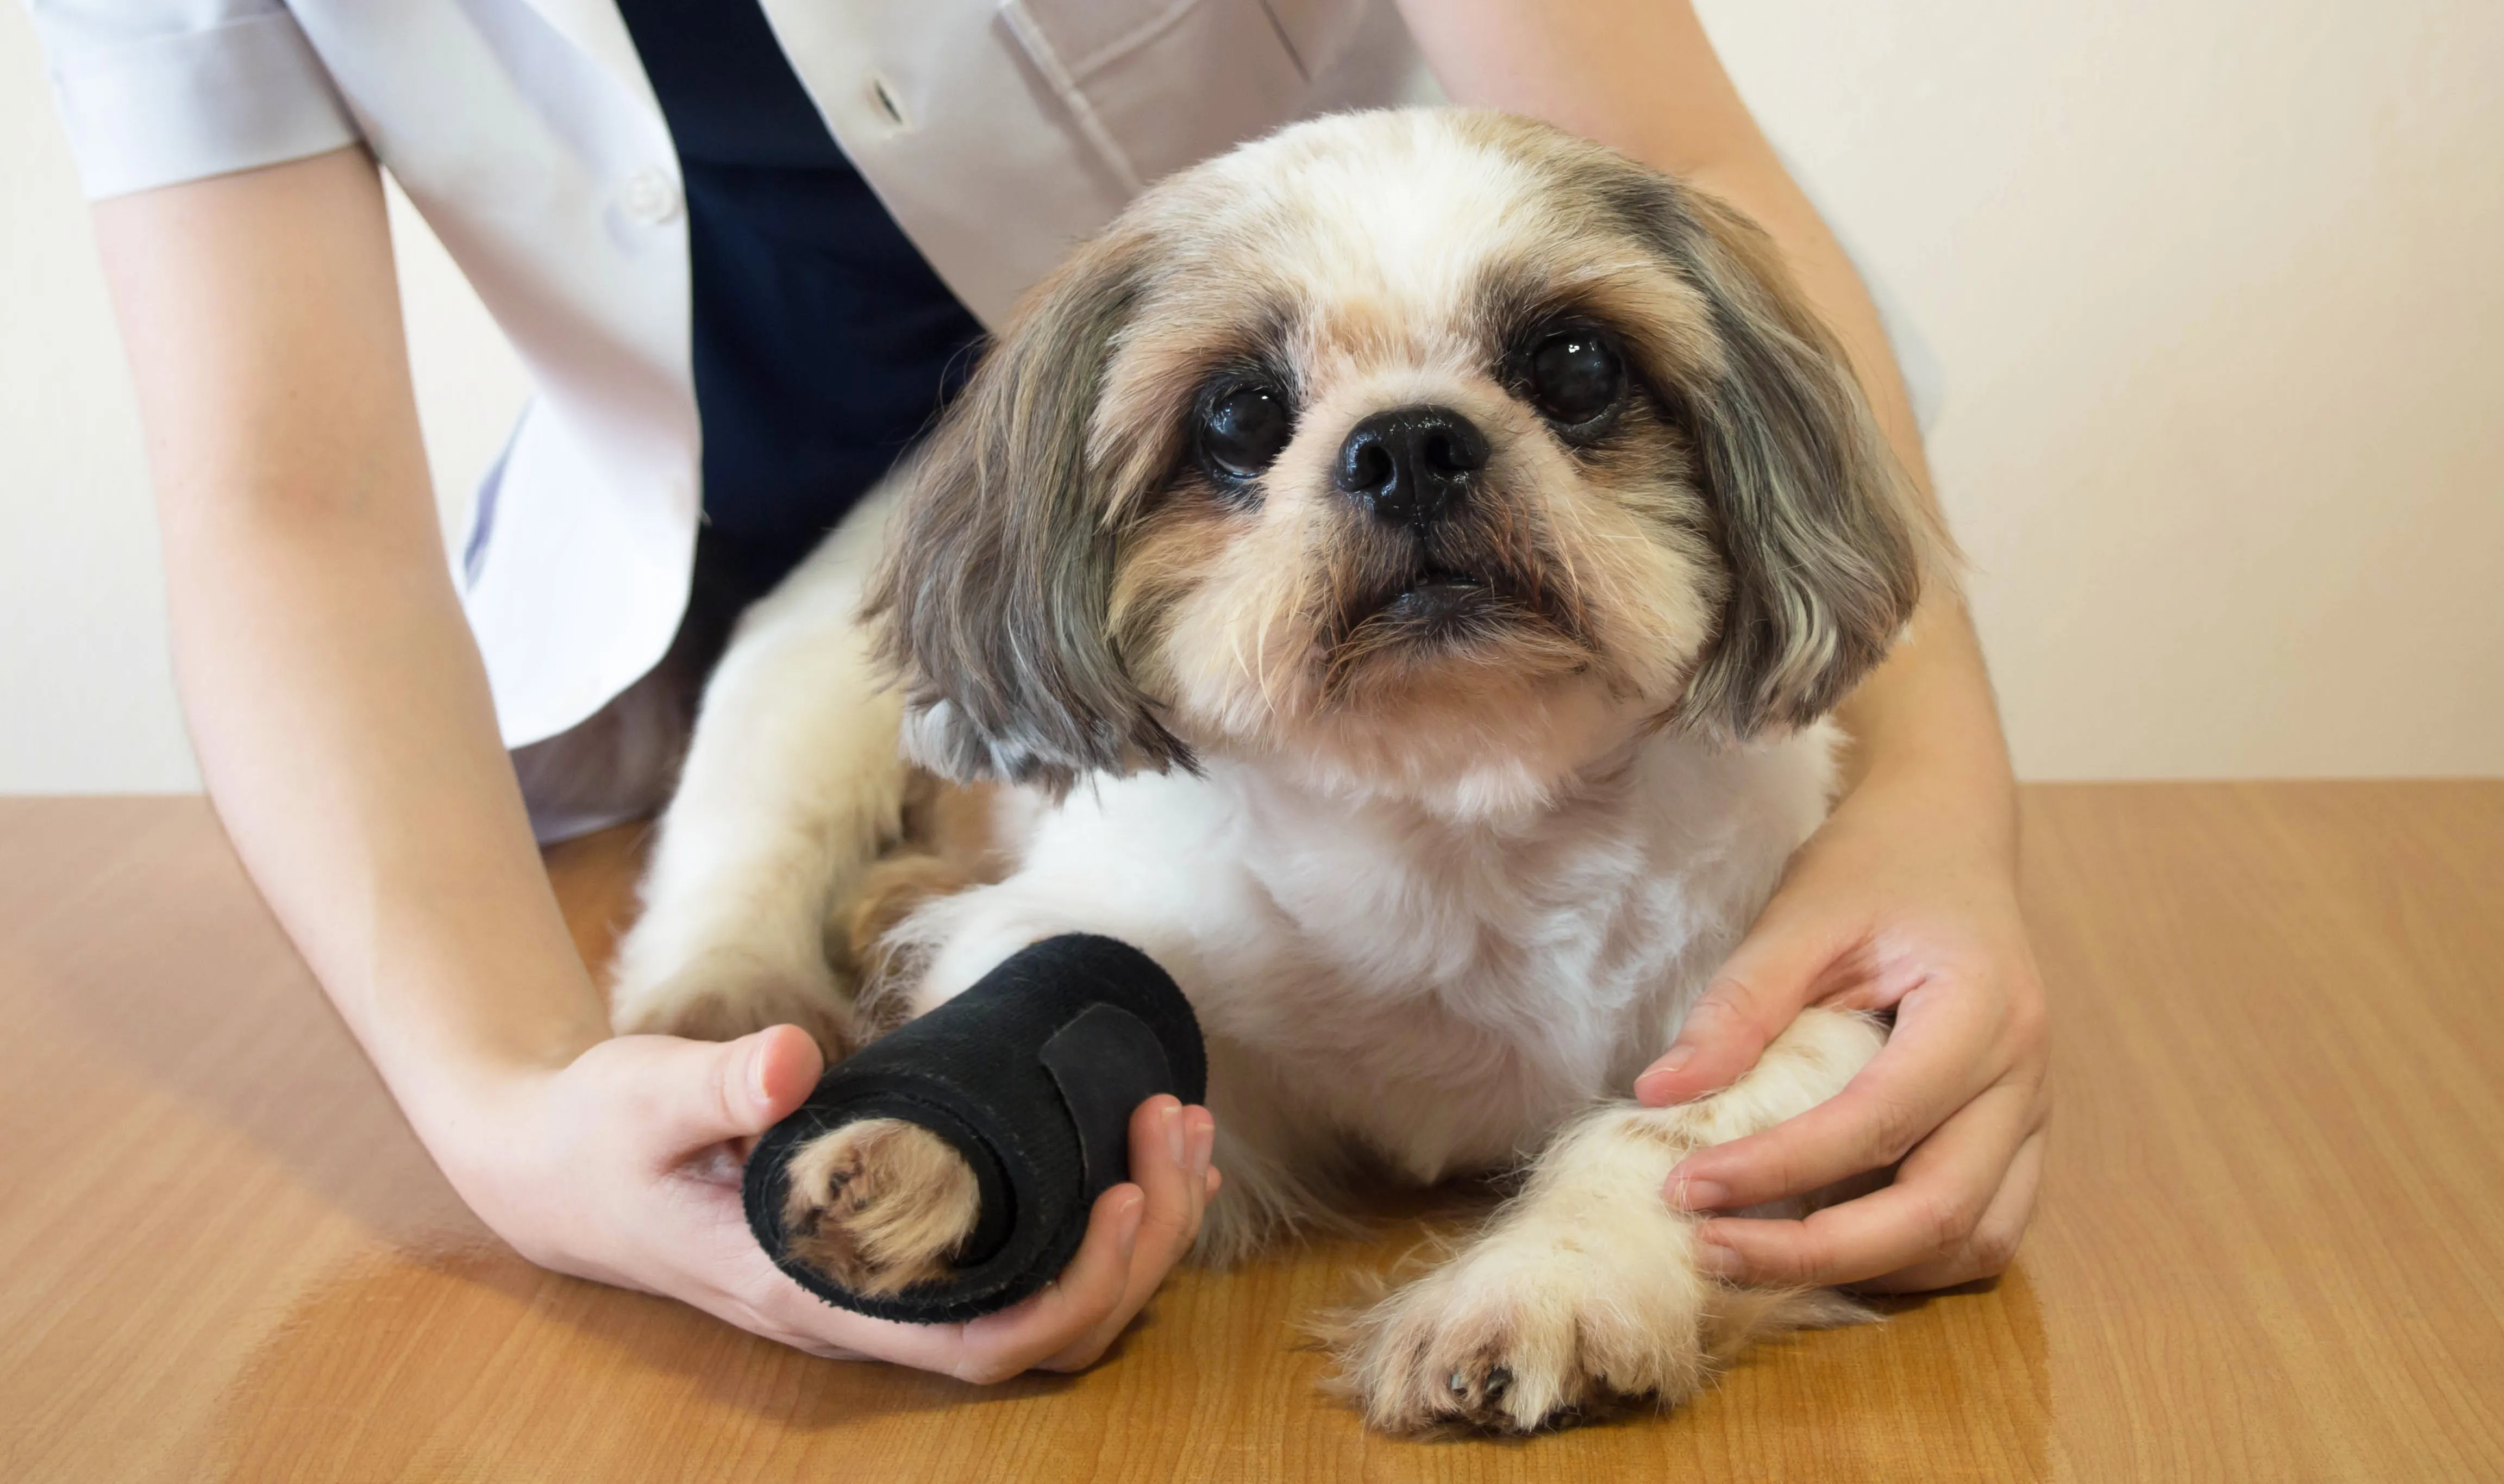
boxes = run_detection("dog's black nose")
[1335,406,1488,527]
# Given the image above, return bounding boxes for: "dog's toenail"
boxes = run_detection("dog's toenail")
[1485,1367,1511,1401]
[1448,1368,1471,1397]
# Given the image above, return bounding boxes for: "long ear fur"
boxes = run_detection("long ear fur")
[864,227,1192,792]
[1605,172,1933,738]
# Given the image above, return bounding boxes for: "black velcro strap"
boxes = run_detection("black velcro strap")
[743,934,1204,1324]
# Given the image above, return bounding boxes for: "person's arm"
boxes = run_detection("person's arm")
[92,145,1213,1371]
[1396,0,2051,1291]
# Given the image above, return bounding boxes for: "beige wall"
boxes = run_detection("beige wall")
[3,0,2499,791]
[1,4,528,792]
[1712,0,2504,778]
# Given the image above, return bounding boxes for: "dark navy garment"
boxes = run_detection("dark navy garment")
[613,0,990,600]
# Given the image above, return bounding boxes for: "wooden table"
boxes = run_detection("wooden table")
[2,785,2500,1481]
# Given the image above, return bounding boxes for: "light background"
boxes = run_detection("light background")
[3,0,2499,792]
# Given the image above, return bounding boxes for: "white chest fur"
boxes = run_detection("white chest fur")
[905,724,1838,1184]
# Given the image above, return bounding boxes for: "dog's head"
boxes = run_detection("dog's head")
[871,110,1933,815]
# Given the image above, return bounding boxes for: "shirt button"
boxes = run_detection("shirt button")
[621,168,681,224]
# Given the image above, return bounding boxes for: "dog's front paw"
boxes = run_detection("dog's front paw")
[609,952,856,1060]
[1335,1232,1717,1435]
[778,1118,982,1297]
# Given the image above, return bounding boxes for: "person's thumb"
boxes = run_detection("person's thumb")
[646,1024,825,1158]
[1634,911,1839,1107]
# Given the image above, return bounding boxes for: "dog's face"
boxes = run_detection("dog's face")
[874,110,1928,815]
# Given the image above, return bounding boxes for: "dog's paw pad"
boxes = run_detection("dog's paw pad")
[778,1118,981,1295]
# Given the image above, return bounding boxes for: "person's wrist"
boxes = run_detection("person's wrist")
[371,947,608,1144]
[1843,738,2010,830]
[385,1036,581,1241]
[1795,753,2023,928]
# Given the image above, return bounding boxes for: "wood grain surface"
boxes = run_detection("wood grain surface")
[1,785,2499,1481]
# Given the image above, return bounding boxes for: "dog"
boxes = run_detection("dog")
[608,107,1935,1433]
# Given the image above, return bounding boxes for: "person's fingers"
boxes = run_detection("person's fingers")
[628,1024,825,1165]
[750,1024,827,1114]
[704,1094,1210,1383]
[943,1181,1147,1383]
[1689,1080,2041,1288]
[921,1096,1200,1381]
[1133,1103,1212,1264]
[1040,1099,1216,1373]
[1635,911,1851,1107]
[727,1188,1138,1377]
[1664,980,2004,1209]
[1854,1126,2045,1293]
[703,1263,891,1364]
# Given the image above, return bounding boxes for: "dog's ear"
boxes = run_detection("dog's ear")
[1607,173,1934,739]
[865,226,1192,792]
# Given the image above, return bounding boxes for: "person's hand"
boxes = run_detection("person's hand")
[443,1024,1219,1380]
[1631,769,2050,1292]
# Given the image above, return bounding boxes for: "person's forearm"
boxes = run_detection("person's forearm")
[95,150,608,1157]
[1399,0,2015,835]
[160,493,610,1120]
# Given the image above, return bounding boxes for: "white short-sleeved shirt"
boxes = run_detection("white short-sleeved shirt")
[28,0,1935,746]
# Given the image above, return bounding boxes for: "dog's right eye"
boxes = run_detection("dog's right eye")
[1197,383,1294,482]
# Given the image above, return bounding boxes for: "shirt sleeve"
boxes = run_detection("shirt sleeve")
[25,1,364,200]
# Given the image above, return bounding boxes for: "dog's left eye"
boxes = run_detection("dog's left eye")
[1197,383,1294,481]
[1526,328,1626,431]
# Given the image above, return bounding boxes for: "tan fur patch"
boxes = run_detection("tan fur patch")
[837,771,1010,1036]
[780,1117,982,1297]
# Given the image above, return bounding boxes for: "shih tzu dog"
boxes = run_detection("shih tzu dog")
[608,108,1933,1433]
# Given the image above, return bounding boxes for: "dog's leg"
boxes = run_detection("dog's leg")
[1336,1005,1886,1434]
[771,865,1345,1293]
[609,494,906,1057]
[770,1035,1326,1295]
